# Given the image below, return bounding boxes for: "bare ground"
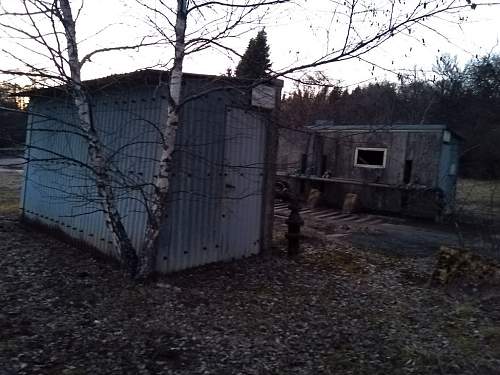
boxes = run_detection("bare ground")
[1,214,500,374]
[1,171,500,374]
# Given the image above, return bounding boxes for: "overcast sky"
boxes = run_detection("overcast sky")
[1,0,499,91]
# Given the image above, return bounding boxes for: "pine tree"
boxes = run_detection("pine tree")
[235,29,271,79]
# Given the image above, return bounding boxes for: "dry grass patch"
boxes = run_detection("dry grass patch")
[456,178,500,221]
[0,171,22,215]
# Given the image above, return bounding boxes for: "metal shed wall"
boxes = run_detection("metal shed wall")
[21,73,279,272]
[21,85,167,257]
[156,79,270,272]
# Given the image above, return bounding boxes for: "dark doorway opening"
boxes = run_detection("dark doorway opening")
[404,160,413,184]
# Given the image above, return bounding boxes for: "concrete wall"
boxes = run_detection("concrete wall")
[277,126,459,218]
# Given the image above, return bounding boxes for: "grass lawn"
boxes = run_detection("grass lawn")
[456,179,500,217]
[0,171,22,215]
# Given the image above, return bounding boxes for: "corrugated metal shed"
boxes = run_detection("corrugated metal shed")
[20,70,282,272]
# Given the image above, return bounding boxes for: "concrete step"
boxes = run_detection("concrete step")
[314,211,344,219]
[274,209,289,216]
[333,214,358,222]
[274,204,387,226]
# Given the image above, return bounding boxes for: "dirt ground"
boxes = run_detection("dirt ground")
[1,170,500,374]
[1,214,500,374]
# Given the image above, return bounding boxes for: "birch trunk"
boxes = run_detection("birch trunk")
[136,0,188,278]
[59,0,138,276]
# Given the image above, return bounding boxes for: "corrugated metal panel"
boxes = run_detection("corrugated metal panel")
[23,96,84,242]
[157,93,226,272]
[22,86,166,258]
[221,107,266,260]
[157,103,268,273]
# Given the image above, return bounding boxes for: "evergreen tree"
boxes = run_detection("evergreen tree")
[0,83,27,147]
[235,29,271,79]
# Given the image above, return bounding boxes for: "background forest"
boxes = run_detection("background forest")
[0,84,26,149]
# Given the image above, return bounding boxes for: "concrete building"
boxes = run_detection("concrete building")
[277,122,461,218]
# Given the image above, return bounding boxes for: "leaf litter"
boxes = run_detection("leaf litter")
[0,215,499,374]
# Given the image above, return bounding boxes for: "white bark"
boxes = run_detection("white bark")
[58,0,138,276]
[137,0,188,278]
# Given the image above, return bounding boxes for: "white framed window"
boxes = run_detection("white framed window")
[354,147,387,169]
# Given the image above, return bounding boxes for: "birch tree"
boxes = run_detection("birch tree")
[58,0,140,276]
[135,0,188,277]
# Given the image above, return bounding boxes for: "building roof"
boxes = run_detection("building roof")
[17,69,283,98]
[308,121,447,132]
[306,121,463,139]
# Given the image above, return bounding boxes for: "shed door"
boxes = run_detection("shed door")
[221,107,266,260]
